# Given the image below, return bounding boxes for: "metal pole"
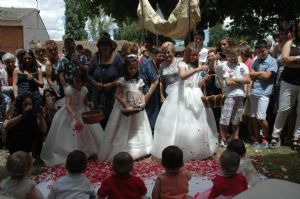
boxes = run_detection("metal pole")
[188,0,191,43]
[141,0,145,42]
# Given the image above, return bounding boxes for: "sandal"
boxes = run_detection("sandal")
[270,137,280,148]
[291,138,299,150]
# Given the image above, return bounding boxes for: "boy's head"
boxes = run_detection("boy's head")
[162,145,183,171]
[6,151,33,179]
[255,40,269,60]
[225,45,239,65]
[227,138,246,157]
[220,150,240,177]
[113,152,133,175]
[66,150,87,174]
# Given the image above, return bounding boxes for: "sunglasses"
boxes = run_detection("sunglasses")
[126,54,138,61]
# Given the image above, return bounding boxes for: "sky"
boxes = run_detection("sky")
[0,0,65,40]
[0,0,209,44]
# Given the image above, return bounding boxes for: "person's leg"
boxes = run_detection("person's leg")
[249,95,260,143]
[219,97,234,147]
[255,96,270,145]
[231,97,244,139]
[292,85,300,143]
[272,81,297,139]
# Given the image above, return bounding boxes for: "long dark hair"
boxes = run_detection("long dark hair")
[18,49,39,73]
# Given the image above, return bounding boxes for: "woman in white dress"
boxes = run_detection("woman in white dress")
[41,71,103,166]
[100,54,153,161]
[152,46,218,161]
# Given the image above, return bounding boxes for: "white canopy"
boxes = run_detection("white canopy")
[137,0,201,39]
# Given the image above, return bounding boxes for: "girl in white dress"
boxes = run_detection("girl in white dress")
[41,71,103,166]
[100,54,153,161]
[152,46,218,161]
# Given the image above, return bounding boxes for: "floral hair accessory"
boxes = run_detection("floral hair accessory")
[126,54,138,62]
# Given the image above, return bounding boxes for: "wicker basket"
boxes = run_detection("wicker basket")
[81,110,103,124]
[201,74,225,108]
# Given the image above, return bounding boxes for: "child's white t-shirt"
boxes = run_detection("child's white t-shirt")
[222,62,249,97]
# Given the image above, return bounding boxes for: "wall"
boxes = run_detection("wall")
[0,25,23,53]
[22,10,50,49]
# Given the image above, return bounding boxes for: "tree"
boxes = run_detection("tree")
[74,0,300,42]
[207,23,227,47]
[87,6,115,40]
[64,0,88,40]
[114,19,142,42]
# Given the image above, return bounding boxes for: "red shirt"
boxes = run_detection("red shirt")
[97,173,147,199]
[208,173,248,199]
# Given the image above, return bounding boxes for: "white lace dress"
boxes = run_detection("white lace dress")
[152,62,218,161]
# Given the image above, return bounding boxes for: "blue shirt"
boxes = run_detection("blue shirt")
[251,54,277,96]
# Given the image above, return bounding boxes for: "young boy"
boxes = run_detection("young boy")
[48,150,96,199]
[219,45,251,147]
[249,40,278,146]
[98,152,147,199]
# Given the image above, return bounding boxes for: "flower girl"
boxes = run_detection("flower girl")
[41,71,103,166]
[100,54,153,161]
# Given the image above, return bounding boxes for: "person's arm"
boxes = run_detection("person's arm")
[179,65,204,80]
[281,40,300,68]
[34,68,44,87]
[114,83,128,109]
[46,60,55,90]
[234,73,251,84]
[3,114,22,130]
[145,79,158,104]
[152,178,161,199]
[159,81,165,104]
[59,72,67,90]
[139,87,145,105]
[37,108,47,133]
[224,77,239,86]
[12,67,19,98]
[65,92,76,119]
[27,186,45,199]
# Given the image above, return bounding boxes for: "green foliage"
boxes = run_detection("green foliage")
[207,23,227,48]
[114,19,142,42]
[87,7,115,41]
[64,0,88,40]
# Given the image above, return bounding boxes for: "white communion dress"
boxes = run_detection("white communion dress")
[41,86,104,166]
[99,77,153,161]
[151,62,218,161]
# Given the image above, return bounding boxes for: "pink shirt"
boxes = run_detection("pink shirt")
[244,58,253,69]
[157,167,191,199]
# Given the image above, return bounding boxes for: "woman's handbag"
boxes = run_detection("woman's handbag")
[201,74,225,108]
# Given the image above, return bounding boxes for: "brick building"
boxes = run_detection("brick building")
[0,7,50,53]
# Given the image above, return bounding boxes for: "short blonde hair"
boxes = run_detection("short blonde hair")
[34,42,46,54]
[6,151,33,179]
[161,41,175,53]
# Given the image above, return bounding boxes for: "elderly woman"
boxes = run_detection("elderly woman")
[88,34,124,128]
[1,52,17,96]
[272,19,300,149]
[159,41,182,103]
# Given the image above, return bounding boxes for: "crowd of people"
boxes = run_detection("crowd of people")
[0,19,300,198]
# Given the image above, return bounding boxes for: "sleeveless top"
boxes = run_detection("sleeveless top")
[282,40,300,85]
[17,73,40,96]
[158,167,191,199]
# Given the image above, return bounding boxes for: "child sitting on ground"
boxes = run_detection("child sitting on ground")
[152,145,192,199]
[98,152,147,199]
[0,151,45,199]
[209,150,247,198]
[227,138,261,187]
[48,150,96,199]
